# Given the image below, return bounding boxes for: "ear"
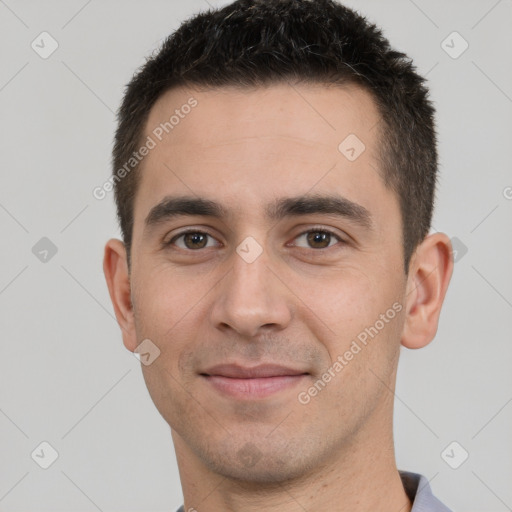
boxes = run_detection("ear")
[103,238,138,352]
[401,232,454,349]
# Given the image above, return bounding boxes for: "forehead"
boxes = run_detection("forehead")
[145,82,380,151]
[134,82,393,230]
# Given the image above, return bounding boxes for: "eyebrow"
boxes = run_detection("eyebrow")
[144,193,373,232]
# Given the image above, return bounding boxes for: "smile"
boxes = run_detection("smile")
[202,374,309,399]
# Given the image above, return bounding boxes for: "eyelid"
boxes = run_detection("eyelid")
[287,225,346,248]
[166,227,222,248]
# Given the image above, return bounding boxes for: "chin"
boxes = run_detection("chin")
[207,458,309,485]
[196,435,322,485]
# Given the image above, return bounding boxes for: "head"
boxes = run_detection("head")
[104,0,452,484]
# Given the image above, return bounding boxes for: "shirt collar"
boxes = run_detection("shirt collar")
[399,471,453,512]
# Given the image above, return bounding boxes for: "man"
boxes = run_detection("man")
[103,0,454,510]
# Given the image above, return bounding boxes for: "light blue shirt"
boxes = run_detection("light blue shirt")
[175,471,453,511]
[399,471,453,511]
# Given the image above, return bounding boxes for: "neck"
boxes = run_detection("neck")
[172,418,412,512]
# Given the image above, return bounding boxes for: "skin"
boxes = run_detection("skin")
[103,82,453,512]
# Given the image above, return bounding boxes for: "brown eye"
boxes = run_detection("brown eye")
[168,231,218,250]
[293,229,342,249]
[183,232,208,249]
[307,231,332,249]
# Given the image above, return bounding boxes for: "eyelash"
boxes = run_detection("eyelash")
[165,227,345,251]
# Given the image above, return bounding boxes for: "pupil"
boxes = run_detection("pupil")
[308,231,329,248]
[186,233,206,249]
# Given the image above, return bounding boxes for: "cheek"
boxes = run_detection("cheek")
[295,269,376,332]
[309,281,404,428]
[296,266,404,365]
[131,279,206,407]
[140,359,200,435]
[133,265,206,334]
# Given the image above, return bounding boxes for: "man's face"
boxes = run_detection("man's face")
[128,83,408,481]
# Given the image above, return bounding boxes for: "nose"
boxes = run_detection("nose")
[210,244,293,338]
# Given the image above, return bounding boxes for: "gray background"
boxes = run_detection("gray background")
[1,0,511,510]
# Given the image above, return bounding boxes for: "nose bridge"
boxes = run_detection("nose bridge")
[211,238,292,336]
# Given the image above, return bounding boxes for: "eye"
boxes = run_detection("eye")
[166,230,219,250]
[291,228,344,249]
[164,227,345,252]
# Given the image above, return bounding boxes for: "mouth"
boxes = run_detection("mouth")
[200,364,309,399]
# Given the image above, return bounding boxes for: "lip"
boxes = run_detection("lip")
[202,363,308,378]
[200,364,309,400]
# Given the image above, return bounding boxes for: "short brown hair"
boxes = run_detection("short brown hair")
[112,0,438,272]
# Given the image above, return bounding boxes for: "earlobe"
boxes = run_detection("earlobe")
[401,232,454,349]
[103,238,138,352]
